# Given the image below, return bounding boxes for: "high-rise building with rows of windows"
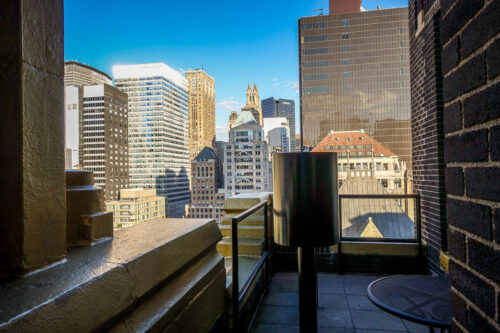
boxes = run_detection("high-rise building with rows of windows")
[113,63,190,218]
[186,70,216,160]
[298,3,412,167]
[82,85,129,201]
[64,61,113,168]
[224,110,270,197]
[261,97,296,151]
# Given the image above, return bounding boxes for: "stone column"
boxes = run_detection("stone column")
[0,0,66,275]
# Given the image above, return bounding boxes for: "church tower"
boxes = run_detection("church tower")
[244,83,262,125]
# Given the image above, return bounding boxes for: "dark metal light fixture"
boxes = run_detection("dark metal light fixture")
[273,152,339,333]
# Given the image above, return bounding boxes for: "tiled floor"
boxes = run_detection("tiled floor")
[252,272,430,333]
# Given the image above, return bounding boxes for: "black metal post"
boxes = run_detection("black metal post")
[298,246,317,333]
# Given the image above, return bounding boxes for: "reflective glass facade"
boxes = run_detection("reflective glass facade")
[261,97,296,151]
[114,66,190,217]
[299,7,412,166]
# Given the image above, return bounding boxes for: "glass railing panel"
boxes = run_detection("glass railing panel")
[340,195,419,241]
[236,205,266,293]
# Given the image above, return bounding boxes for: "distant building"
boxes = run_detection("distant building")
[261,97,296,151]
[186,147,225,223]
[64,61,113,168]
[295,134,301,151]
[263,117,290,153]
[113,63,190,217]
[312,131,409,194]
[106,188,166,229]
[212,140,226,188]
[82,84,129,201]
[228,111,239,131]
[241,84,262,126]
[298,5,412,167]
[224,111,270,197]
[186,70,216,160]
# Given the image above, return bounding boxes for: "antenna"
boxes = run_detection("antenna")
[202,61,204,71]
[313,8,323,15]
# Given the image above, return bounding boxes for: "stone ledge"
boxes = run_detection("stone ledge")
[0,218,224,332]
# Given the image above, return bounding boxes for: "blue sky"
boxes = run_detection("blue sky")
[64,0,408,141]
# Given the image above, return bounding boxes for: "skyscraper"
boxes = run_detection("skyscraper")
[185,70,216,160]
[298,3,412,166]
[186,147,225,222]
[263,117,290,153]
[224,111,270,197]
[261,97,296,151]
[241,84,262,126]
[82,84,129,201]
[113,63,191,217]
[64,61,113,168]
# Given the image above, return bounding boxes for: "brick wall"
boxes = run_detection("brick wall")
[440,0,500,331]
[409,0,447,275]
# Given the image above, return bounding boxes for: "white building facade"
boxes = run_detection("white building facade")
[224,111,270,197]
[113,63,191,217]
[263,117,290,153]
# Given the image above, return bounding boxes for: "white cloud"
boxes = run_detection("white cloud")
[272,79,299,94]
[216,98,244,111]
[178,67,193,74]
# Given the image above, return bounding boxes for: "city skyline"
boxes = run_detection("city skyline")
[64,0,408,141]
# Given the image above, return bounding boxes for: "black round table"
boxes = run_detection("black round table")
[367,275,451,333]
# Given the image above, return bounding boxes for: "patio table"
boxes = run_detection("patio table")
[367,275,451,333]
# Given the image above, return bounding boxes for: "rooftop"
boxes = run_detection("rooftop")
[312,131,396,157]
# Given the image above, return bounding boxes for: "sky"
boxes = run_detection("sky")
[64,0,408,141]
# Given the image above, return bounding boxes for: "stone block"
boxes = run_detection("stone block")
[463,82,500,127]
[443,101,462,133]
[445,166,464,196]
[451,289,468,328]
[449,261,495,317]
[443,52,486,102]
[65,169,93,187]
[441,36,460,75]
[81,212,113,244]
[460,1,500,58]
[21,0,63,76]
[465,167,500,202]
[448,228,466,263]
[444,129,489,163]
[491,125,500,161]
[447,198,491,240]
[467,238,500,284]
[467,307,497,332]
[486,36,500,79]
[440,0,484,45]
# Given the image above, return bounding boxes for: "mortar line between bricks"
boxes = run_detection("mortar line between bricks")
[444,63,500,108]
[447,194,500,211]
[446,161,500,168]
[444,116,500,137]
[441,0,495,50]
[441,0,458,21]
[450,285,500,332]
[448,224,500,250]
[450,257,500,296]
[451,317,468,333]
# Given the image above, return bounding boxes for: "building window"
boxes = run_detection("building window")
[304,48,328,55]
[342,19,349,26]
[343,72,350,78]
[303,61,328,68]
[400,68,404,74]
[342,33,349,39]
[399,28,403,34]
[343,46,350,52]
[303,74,328,81]
[302,22,327,30]
[343,59,350,65]
[400,41,404,47]
[304,87,328,94]
[344,85,350,91]
[304,35,328,42]
[381,179,388,188]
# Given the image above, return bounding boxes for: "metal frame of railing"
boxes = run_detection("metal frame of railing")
[339,194,422,243]
[231,201,269,332]
[337,193,422,274]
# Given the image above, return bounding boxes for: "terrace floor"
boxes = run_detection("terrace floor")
[252,272,430,333]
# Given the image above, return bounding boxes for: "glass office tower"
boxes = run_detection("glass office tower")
[261,97,296,151]
[113,63,190,217]
[298,7,412,166]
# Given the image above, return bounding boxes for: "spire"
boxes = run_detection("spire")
[247,84,251,90]
[253,83,258,92]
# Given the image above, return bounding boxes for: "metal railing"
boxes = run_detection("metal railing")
[231,201,269,332]
[339,194,421,243]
